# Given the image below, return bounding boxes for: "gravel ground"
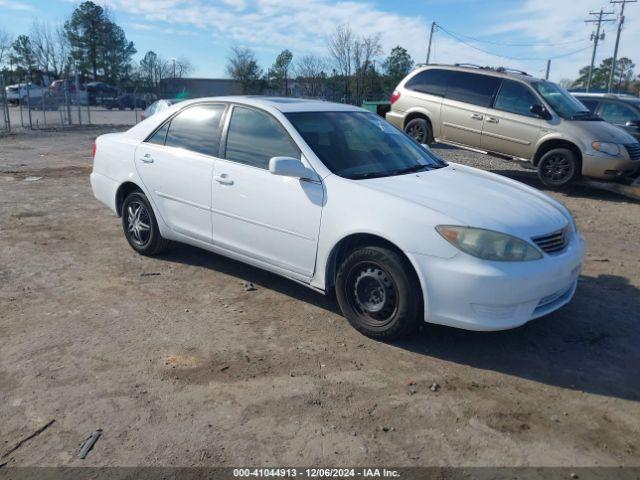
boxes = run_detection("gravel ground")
[1,128,639,468]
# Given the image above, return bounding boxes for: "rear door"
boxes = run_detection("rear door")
[439,71,501,148]
[481,79,545,159]
[134,103,227,243]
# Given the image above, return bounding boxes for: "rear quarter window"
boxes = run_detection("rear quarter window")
[404,69,451,97]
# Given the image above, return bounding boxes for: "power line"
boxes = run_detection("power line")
[434,26,587,47]
[436,24,592,63]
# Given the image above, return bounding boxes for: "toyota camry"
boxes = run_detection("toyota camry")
[90,97,585,339]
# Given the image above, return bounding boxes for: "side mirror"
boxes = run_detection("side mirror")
[269,157,317,181]
[530,104,551,120]
[625,119,640,128]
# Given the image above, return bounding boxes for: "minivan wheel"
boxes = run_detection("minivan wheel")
[121,191,170,255]
[537,148,579,187]
[335,246,421,340]
[404,118,433,145]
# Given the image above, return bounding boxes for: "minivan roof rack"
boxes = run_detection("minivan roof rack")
[453,63,530,76]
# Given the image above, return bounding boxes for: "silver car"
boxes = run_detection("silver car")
[386,64,640,187]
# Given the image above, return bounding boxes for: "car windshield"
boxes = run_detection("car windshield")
[285,111,446,179]
[531,81,597,120]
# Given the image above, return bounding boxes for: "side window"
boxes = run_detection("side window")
[164,104,226,156]
[404,69,451,97]
[446,71,501,107]
[493,80,540,117]
[146,122,169,145]
[599,102,639,124]
[225,106,299,169]
[578,99,599,113]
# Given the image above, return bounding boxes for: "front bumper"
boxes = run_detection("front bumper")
[410,232,585,331]
[582,151,640,180]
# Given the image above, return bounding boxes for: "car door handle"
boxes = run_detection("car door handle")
[214,174,234,185]
[486,116,499,124]
[140,154,154,164]
[471,113,484,120]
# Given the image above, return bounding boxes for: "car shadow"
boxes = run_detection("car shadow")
[489,169,639,204]
[393,273,640,402]
[157,244,639,402]
[156,244,341,314]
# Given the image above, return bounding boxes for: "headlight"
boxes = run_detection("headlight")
[436,226,543,261]
[592,141,620,156]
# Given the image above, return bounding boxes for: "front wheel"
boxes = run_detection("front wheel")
[121,191,170,255]
[537,148,580,187]
[335,246,422,340]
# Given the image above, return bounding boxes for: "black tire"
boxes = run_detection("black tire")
[121,191,171,255]
[335,246,422,340]
[404,117,433,145]
[537,148,580,187]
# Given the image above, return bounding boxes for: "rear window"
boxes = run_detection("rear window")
[446,71,501,107]
[405,69,451,97]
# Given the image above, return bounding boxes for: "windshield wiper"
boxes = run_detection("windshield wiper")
[389,164,434,176]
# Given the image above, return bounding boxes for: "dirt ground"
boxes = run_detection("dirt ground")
[1,127,639,468]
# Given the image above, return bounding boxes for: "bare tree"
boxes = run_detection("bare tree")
[139,50,170,91]
[174,57,193,78]
[328,24,382,103]
[353,33,382,102]
[0,28,12,70]
[226,46,262,94]
[294,54,328,97]
[30,21,70,78]
[328,24,354,99]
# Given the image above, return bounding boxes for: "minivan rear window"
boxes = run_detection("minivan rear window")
[405,69,451,97]
[446,71,501,108]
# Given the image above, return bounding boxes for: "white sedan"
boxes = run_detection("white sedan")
[90,97,585,339]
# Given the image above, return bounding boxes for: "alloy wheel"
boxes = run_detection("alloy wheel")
[126,200,151,247]
[541,154,573,184]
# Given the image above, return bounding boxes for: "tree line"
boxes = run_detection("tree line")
[226,24,415,104]
[566,57,638,94]
[0,1,192,92]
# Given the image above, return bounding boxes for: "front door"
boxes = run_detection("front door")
[481,79,544,159]
[212,105,323,279]
[134,103,227,242]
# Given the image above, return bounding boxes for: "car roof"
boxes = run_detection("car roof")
[175,96,364,113]
[412,64,543,83]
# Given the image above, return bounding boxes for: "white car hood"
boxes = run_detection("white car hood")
[359,164,569,239]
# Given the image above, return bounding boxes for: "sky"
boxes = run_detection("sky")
[1,0,639,83]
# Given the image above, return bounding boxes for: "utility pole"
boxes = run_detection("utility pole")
[426,22,436,64]
[545,59,551,80]
[608,0,636,92]
[585,8,615,92]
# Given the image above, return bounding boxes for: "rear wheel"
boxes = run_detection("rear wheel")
[537,148,580,187]
[404,118,433,145]
[121,191,170,255]
[335,246,422,340]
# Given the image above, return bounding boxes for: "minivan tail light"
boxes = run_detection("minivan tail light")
[92,141,97,158]
[390,90,401,105]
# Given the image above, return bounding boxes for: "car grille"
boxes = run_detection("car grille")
[625,143,640,161]
[532,227,569,254]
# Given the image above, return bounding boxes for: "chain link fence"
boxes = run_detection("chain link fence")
[1,76,149,133]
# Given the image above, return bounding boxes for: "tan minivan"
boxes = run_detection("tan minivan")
[386,64,640,187]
